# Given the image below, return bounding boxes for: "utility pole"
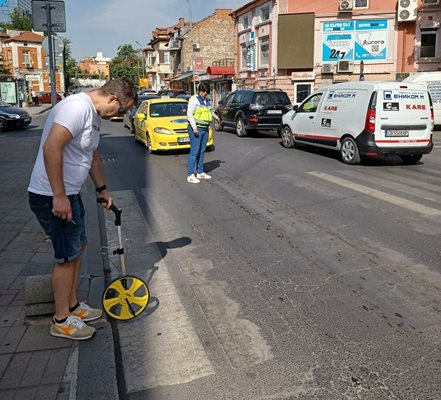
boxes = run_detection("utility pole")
[185,0,196,94]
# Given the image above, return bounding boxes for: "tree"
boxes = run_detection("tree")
[109,44,142,84]
[62,38,80,88]
[0,9,32,32]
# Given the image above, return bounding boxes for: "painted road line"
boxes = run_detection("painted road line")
[308,171,441,217]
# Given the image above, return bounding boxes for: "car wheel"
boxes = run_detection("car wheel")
[281,126,295,148]
[214,117,223,131]
[400,154,423,164]
[146,134,154,154]
[277,129,282,137]
[0,119,6,131]
[340,137,361,165]
[236,117,247,137]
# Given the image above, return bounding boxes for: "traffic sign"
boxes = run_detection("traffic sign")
[32,1,66,33]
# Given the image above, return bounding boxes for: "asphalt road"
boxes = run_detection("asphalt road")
[98,120,441,400]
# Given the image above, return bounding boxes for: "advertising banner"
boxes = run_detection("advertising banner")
[0,82,17,104]
[322,19,388,62]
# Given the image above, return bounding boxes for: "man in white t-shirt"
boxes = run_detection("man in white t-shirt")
[28,78,137,340]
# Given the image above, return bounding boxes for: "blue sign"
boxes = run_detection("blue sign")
[322,19,388,62]
[0,0,8,6]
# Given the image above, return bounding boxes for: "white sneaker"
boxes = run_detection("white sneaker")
[187,174,200,183]
[196,172,211,180]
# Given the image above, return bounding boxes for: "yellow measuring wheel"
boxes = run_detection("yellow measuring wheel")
[98,199,150,321]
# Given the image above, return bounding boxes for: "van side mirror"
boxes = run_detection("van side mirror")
[292,104,299,112]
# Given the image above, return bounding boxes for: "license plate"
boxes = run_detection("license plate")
[385,130,409,137]
[267,110,282,115]
[178,137,190,143]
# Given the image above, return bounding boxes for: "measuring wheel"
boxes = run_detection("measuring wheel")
[102,275,149,320]
[97,198,151,321]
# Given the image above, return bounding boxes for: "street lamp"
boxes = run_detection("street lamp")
[185,0,197,94]
[135,40,145,80]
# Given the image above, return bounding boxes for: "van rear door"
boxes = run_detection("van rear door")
[375,86,432,149]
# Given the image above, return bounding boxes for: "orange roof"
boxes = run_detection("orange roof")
[7,31,44,43]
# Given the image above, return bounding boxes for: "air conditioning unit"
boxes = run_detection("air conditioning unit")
[398,0,417,22]
[337,60,354,73]
[322,63,334,74]
[192,43,200,50]
[186,65,192,71]
[339,0,353,12]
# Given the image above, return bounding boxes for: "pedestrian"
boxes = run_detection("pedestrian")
[31,90,38,106]
[186,83,218,183]
[28,78,137,340]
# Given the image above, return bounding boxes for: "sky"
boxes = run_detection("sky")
[61,0,250,61]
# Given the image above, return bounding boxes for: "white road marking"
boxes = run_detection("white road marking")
[308,171,441,217]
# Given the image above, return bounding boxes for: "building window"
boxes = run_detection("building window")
[354,0,369,8]
[420,28,438,58]
[147,53,154,66]
[22,50,31,67]
[240,14,250,31]
[260,4,271,22]
[294,83,313,105]
[259,36,269,67]
[164,51,170,64]
[423,0,439,5]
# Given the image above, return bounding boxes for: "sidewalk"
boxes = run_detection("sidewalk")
[0,117,118,399]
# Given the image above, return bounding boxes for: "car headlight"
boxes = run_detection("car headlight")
[7,114,20,119]
[154,127,173,134]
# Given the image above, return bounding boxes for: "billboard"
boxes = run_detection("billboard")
[322,19,388,63]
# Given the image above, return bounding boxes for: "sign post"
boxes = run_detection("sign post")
[32,1,66,106]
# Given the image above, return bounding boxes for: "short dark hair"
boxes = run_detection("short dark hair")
[197,83,209,93]
[99,78,138,105]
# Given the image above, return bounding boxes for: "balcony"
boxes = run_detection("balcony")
[168,40,181,51]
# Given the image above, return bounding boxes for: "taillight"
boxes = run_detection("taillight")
[365,108,376,133]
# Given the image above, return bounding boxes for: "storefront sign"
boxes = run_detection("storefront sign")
[25,75,41,82]
[291,71,315,81]
[322,19,388,62]
[0,82,17,104]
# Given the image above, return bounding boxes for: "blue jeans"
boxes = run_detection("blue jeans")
[29,192,87,264]
[187,124,209,176]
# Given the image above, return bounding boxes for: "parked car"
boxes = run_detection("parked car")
[123,94,160,132]
[214,89,292,137]
[133,98,214,153]
[403,71,441,127]
[36,92,62,104]
[157,89,187,98]
[0,100,31,131]
[280,81,434,165]
[176,93,192,101]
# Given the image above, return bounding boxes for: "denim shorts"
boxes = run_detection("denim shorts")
[29,192,87,264]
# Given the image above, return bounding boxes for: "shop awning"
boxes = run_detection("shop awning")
[171,71,195,81]
[206,66,234,75]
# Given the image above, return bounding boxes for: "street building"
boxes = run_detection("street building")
[230,0,441,105]
[79,51,111,81]
[0,0,31,24]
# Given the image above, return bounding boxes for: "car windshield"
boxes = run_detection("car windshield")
[0,100,11,107]
[149,102,187,117]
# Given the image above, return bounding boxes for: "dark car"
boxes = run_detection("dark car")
[0,100,31,131]
[36,92,62,104]
[215,89,292,137]
[157,89,187,98]
[123,94,160,132]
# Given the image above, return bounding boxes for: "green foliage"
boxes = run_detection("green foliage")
[0,8,32,32]
[62,38,80,87]
[109,44,143,84]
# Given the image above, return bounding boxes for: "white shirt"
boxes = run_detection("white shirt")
[186,95,218,130]
[28,92,101,196]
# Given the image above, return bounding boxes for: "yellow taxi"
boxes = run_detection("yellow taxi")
[133,98,214,153]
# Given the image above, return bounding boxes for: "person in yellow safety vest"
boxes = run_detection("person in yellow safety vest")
[186,83,218,183]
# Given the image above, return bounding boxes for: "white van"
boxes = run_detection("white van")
[281,81,434,165]
[403,72,441,126]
